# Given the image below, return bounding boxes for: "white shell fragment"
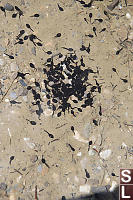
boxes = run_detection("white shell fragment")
[24,138,35,149]
[73,130,89,143]
[99,149,112,160]
[126,13,131,19]
[79,184,91,194]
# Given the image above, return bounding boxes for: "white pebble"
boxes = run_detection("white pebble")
[77,152,82,156]
[79,184,91,194]
[88,149,95,156]
[100,149,112,160]
[73,130,89,143]
[126,13,131,19]
[109,181,118,192]
[24,138,35,149]
[5,98,9,102]
[121,142,127,149]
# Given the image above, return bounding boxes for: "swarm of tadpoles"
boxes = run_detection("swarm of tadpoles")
[42,51,101,117]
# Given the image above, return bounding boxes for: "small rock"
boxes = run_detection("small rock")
[19,79,27,87]
[0,58,4,66]
[30,155,38,163]
[79,184,91,194]
[10,91,17,100]
[100,149,112,160]
[31,47,36,55]
[77,152,82,156]
[0,182,7,190]
[4,3,14,11]
[88,149,96,156]
[37,165,42,173]
[126,13,131,19]
[24,138,35,149]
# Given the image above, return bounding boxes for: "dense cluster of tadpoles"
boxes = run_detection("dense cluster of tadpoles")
[42,52,101,117]
[0,1,128,119]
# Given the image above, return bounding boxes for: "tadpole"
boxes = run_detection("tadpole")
[26,23,34,31]
[26,119,37,125]
[57,4,64,11]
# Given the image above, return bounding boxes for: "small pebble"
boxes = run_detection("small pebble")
[79,184,91,194]
[19,79,27,87]
[10,91,17,100]
[37,165,42,173]
[100,149,112,160]
[88,149,95,156]
[5,98,9,102]
[4,3,14,11]
[126,13,131,19]
[77,152,82,156]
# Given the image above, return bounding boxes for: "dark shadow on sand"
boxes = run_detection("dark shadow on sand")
[62,186,119,200]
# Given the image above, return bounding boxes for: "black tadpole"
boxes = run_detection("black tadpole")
[55,33,61,37]
[14,39,24,45]
[15,6,23,18]
[116,48,123,55]
[44,129,54,138]
[62,196,66,200]
[12,13,17,18]
[57,4,64,11]
[29,63,36,70]
[30,13,40,17]
[89,13,92,23]
[0,6,6,16]
[71,126,75,132]
[62,47,74,52]
[85,169,90,178]
[26,23,34,31]
[44,50,52,55]
[99,28,106,33]
[95,18,103,23]
[4,53,14,59]
[9,156,15,165]
[93,27,97,36]
[16,30,25,39]
[26,119,37,125]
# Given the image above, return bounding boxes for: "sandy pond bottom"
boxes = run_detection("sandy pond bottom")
[0,0,133,199]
